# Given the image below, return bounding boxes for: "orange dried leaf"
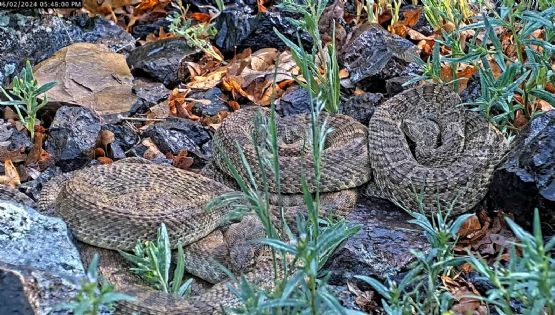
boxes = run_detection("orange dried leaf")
[97,157,113,164]
[228,100,240,110]
[458,215,481,239]
[191,12,211,22]
[401,7,422,27]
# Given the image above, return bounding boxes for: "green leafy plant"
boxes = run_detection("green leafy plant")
[119,223,193,297]
[410,1,555,139]
[0,60,56,139]
[273,0,341,113]
[167,0,223,62]
[58,254,135,315]
[421,0,473,31]
[357,204,474,314]
[469,209,555,315]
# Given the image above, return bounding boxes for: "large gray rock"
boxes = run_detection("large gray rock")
[489,110,555,234]
[0,200,84,314]
[46,106,101,172]
[0,11,134,86]
[340,24,420,88]
[326,197,429,285]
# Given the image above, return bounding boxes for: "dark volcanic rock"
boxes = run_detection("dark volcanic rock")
[0,119,33,153]
[45,106,101,172]
[130,79,171,115]
[340,24,420,91]
[214,8,311,54]
[0,263,36,314]
[340,92,383,125]
[0,11,134,86]
[460,76,481,103]
[189,88,230,117]
[385,76,417,96]
[143,117,213,165]
[126,38,200,88]
[489,110,555,234]
[18,166,62,202]
[276,86,312,116]
[326,197,429,285]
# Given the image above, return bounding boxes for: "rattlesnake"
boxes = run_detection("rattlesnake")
[28,84,506,313]
[35,109,369,314]
[367,84,508,214]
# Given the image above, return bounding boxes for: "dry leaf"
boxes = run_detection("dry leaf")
[169,150,194,170]
[97,157,113,164]
[191,12,211,22]
[0,160,20,188]
[100,130,115,147]
[458,215,481,239]
[228,100,240,110]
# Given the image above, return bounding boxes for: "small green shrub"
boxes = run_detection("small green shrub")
[0,60,56,139]
[469,209,555,315]
[58,254,135,315]
[274,0,341,113]
[167,0,222,62]
[421,0,473,31]
[119,223,193,297]
[410,1,555,140]
[357,205,474,315]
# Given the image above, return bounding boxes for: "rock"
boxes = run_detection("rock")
[488,110,555,234]
[45,106,101,172]
[385,76,417,96]
[460,76,481,103]
[189,88,230,117]
[340,92,383,125]
[126,38,200,88]
[276,85,311,116]
[101,124,140,160]
[130,79,171,116]
[0,119,32,163]
[33,43,137,122]
[326,197,429,285]
[17,166,62,202]
[0,11,134,86]
[143,117,213,165]
[340,24,420,90]
[0,200,84,314]
[214,8,312,54]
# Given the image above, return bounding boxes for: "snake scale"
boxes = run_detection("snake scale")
[28,84,505,314]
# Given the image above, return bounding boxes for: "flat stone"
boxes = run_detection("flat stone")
[326,197,429,285]
[33,43,137,122]
[0,11,134,86]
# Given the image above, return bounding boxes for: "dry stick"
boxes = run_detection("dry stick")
[118,116,167,122]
